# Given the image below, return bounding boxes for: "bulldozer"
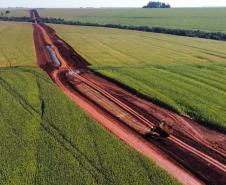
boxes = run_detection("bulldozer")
[148,120,173,138]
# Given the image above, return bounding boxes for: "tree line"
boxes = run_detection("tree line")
[0,10,10,16]
[0,16,32,22]
[143,1,171,8]
[1,15,226,41]
[39,17,226,41]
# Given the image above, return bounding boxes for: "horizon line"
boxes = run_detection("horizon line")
[1,6,226,9]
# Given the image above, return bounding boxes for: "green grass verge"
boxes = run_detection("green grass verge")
[39,8,226,33]
[0,67,179,185]
[0,21,36,67]
[51,24,226,132]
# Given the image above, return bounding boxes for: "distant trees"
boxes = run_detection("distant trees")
[1,15,226,42]
[0,16,32,22]
[35,17,226,41]
[143,1,171,8]
[0,10,10,16]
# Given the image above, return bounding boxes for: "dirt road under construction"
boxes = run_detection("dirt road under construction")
[31,10,226,185]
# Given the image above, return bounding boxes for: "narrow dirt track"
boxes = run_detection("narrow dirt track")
[31,10,226,185]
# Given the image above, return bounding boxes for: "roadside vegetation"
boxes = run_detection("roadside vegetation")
[52,24,226,132]
[0,22,179,185]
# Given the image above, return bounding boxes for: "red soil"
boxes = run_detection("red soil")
[82,73,226,158]
[31,10,226,185]
[56,70,204,185]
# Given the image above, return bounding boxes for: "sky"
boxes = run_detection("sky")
[0,0,226,8]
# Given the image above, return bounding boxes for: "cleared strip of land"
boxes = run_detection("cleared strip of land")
[52,24,226,131]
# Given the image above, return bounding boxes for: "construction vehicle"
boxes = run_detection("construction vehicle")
[148,120,173,138]
[65,70,173,139]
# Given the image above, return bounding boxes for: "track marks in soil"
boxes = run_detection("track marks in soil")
[0,77,39,116]
[97,64,226,131]
[0,72,113,184]
[84,120,110,180]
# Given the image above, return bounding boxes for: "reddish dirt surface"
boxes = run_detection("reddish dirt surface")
[82,73,226,159]
[31,10,226,185]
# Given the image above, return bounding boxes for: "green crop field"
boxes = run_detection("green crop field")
[0,8,30,17]
[0,22,179,185]
[39,8,226,33]
[0,67,179,185]
[52,24,226,132]
[0,21,36,67]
